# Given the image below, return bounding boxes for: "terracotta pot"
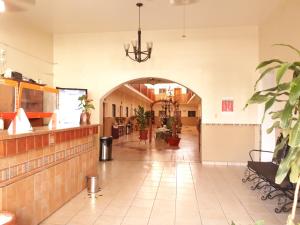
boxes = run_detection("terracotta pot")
[139,130,148,140]
[168,136,181,147]
[80,112,91,124]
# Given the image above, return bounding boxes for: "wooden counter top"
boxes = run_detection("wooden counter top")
[0,124,99,140]
[0,121,99,225]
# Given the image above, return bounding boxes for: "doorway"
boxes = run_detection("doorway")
[101,77,202,162]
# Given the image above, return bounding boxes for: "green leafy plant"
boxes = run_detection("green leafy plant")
[245,44,300,225]
[135,105,148,131]
[166,116,179,137]
[166,117,174,130]
[145,110,152,126]
[78,95,95,113]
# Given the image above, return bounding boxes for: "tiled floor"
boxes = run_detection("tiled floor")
[41,126,297,225]
[111,126,201,162]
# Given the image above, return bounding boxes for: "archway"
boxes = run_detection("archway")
[99,77,202,162]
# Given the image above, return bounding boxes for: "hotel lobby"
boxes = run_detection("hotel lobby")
[0,0,300,224]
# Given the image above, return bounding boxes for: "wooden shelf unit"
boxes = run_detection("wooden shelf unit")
[0,78,58,128]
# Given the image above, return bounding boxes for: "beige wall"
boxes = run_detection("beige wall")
[181,117,199,126]
[259,0,300,62]
[53,26,260,125]
[202,124,260,163]
[0,14,53,85]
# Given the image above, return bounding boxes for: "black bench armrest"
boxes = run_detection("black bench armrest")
[249,149,274,162]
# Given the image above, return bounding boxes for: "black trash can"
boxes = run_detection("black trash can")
[99,136,113,161]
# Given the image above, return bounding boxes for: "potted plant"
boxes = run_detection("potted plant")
[135,105,148,140]
[78,95,95,124]
[166,116,181,147]
[245,44,300,225]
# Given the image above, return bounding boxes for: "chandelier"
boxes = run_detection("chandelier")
[124,3,153,63]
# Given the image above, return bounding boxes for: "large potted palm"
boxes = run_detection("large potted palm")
[135,105,148,140]
[245,44,300,225]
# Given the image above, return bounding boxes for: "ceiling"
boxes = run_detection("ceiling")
[3,0,284,34]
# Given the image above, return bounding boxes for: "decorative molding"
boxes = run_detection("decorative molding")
[0,140,96,185]
[202,123,260,127]
[0,125,99,187]
[202,161,247,166]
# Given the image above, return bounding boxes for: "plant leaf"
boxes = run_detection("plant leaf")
[267,121,280,134]
[276,62,290,84]
[244,92,271,109]
[260,82,290,93]
[290,161,300,183]
[275,44,300,56]
[280,102,293,128]
[270,110,283,119]
[256,59,283,70]
[273,136,288,157]
[289,76,300,105]
[276,148,297,184]
[289,120,300,148]
[262,96,276,122]
[254,65,280,89]
[255,220,265,225]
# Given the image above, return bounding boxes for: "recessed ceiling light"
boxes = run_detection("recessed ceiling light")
[170,0,198,6]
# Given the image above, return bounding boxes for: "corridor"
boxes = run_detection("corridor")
[41,127,295,225]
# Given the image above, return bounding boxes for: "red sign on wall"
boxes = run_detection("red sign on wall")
[222,99,234,112]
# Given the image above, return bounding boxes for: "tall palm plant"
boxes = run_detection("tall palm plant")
[245,44,300,225]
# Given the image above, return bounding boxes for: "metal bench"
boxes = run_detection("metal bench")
[242,136,297,213]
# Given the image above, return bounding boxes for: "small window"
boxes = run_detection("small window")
[112,104,116,117]
[159,88,166,94]
[188,111,196,117]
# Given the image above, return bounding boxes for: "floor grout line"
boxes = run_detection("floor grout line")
[119,166,151,225]
[174,162,178,225]
[189,162,204,225]
[146,166,164,225]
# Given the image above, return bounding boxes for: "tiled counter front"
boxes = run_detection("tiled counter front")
[0,124,99,225]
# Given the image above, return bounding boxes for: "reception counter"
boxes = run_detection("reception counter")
[0,124,99,225]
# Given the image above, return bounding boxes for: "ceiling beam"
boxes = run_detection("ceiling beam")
[124,84,154,103]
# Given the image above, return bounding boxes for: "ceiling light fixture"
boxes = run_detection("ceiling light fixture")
[0,0,6,13]
[170,0,198,6]
[124,3,153,63]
